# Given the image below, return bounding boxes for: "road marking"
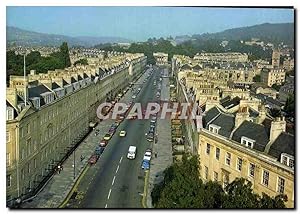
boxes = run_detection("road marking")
[107,188,112,200]
[119,156,123,163]
[112,176,116,186]
[115,165,120,173]
[105,204,108,208]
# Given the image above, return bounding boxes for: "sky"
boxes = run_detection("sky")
[6,7,294,41]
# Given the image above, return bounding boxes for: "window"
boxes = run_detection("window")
[216,148,220,160]
[281,154,295,169]
[27,123,30,134]
[6,107,14,120]
[6,153,10,166]
[7,175,11,187]
[277,177,285,194]
[213,171,218,182]
[225,152,231,166]
[240,136,255,148]
[208,124,220,134]
[262,170,269,187]
[204,166,208,180]
[282,156,288,165]
[289,159,294,169]
[28,163,31,174]
[249,163,255,177]
[21,169,25,180]
[6,131,10,142]
[206,143,211,155]
[21,148,25,160]
[237,158,242,171]
[34,159,37,169]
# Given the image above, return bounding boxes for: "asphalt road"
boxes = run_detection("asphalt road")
[71,67,161,208]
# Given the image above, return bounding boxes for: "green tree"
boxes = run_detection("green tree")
[59,42,71,67]
[74,58,88,66]
[253,74,261,82]
[284,93,295,116]
[221,178,260,208]
[152,155,287,208]
[272,84,281,91]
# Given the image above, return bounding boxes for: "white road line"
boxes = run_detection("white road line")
[105,204,108,208]
[107,189,112,200]
[115,165,120,174]
[112,176,116,186]
[119,156,123,163]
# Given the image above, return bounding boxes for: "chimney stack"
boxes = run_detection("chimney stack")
[235,106,250,128]
[269,117,286,142]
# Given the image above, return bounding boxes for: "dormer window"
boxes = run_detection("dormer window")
[281,153,294,169]
[31,97,40,109]
[6,106,14,121]
[241,136,255,149]
[208,124,221,134]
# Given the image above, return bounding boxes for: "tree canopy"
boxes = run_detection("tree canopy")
[6,42,71,85]
[151,155,287,208]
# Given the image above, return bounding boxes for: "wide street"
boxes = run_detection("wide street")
[66,66,162,208]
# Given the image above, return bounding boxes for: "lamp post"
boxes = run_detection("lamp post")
[73,148,75,180]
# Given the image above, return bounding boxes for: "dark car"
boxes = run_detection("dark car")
[147,132,154,142]
[88,154,99,165]
[95,146,105,156]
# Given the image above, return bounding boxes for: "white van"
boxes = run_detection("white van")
[127,146,137,159]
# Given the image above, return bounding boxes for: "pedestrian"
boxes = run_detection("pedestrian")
[57,165,61,174]
[155,152,158,158]
[80,155,85,162]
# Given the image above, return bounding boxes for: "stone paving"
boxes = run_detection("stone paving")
[20,71,149,208]
[146,68,173,208]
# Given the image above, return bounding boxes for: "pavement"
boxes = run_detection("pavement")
[63,67,160,208]
[146,67,173,208]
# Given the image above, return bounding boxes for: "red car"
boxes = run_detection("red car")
[100,139,108,147]
[88,154,99,165]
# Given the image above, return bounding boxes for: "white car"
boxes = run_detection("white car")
[119,130,126,137]
[132,95,136,99]
[143,149,152,161]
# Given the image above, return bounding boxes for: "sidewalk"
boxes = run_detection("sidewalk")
[21,70,148,208]
[146,68,173,208]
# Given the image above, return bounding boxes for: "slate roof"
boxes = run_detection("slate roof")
[62,79,69,86]
[249,108,259,118]
[181,64,191,70]
[232,120,269,152]
[221,96,241,109]
[193,64,202,71]
[203,106,220,126]
[28,85,51,99]
[51,82,61,90]
[210,114,235,138]
[268,133,295,160]
[71,77,77,83]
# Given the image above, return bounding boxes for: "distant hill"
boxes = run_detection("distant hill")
[191,23,294,46]
[6,26,133,47]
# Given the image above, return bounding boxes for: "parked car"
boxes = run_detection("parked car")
[103,133,112,141]
[95,146,105,156]
[146,132,154,142]
[143,149,152,161]
[141,160,150,170]
[100,139,108,147]
[88,154,99,165]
